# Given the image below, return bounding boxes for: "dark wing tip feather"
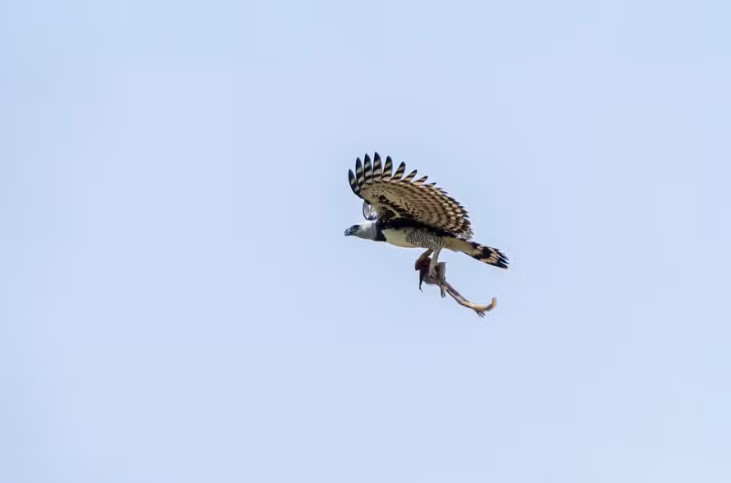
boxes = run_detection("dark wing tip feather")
[364,154,373,183]
[403,169,418,182]
[348,169,361,195]
[382,156,393,179]
[373,152,382,178]
[393,161,406,179]
[355,157,365,184]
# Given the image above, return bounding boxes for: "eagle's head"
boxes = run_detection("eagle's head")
[344,221,377,240]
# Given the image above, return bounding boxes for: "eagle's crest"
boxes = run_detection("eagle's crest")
[348,153,474,239]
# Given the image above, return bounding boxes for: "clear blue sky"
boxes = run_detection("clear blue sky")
[2,1,730,482]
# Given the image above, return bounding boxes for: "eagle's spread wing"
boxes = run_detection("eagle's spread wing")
[348,153,473,239]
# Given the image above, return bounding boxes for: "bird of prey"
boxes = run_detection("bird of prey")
[344,153,509,278]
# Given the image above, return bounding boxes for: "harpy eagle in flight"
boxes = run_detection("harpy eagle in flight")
[344,153,509,278]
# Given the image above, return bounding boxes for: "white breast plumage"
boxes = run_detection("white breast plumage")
[381,228,417,248]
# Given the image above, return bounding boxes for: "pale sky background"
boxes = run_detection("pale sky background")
[1,1,730,482]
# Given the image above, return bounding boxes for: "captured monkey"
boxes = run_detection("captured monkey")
[415,250,497,317]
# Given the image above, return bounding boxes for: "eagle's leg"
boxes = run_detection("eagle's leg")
[429,247,443,281]
[436,261,447,298]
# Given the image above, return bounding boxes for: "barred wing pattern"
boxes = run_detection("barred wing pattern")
[348,153,474,239]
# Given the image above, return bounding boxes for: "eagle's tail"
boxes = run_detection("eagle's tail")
[446,237,509,269]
